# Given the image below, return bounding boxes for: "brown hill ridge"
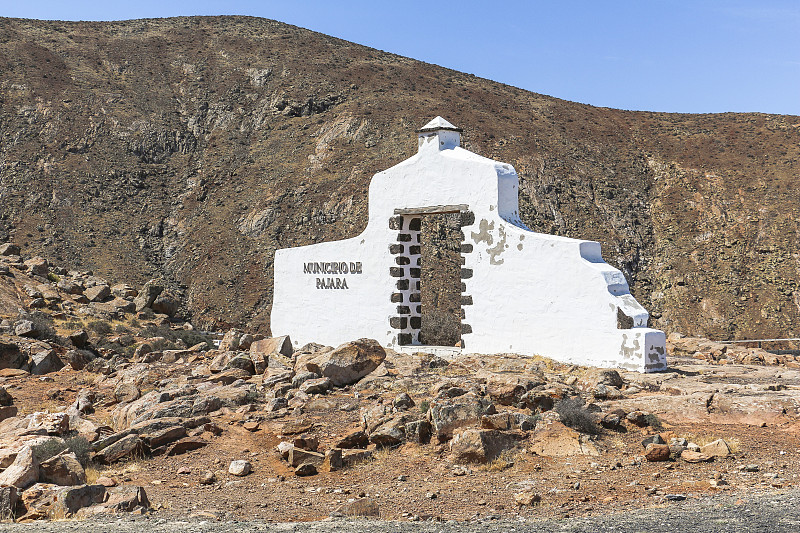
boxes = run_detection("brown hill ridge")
[0,15,798,338]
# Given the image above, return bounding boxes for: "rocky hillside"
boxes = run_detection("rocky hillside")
[0,16,798,339]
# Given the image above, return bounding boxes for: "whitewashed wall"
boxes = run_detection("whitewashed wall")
[272,118,667,372]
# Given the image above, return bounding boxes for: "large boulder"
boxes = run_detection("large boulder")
[14,320,37,338]
[480,372,543,406]
[335,430,369,449]
[141,425,186,449]
[333,498,380,518]
[250,335,293,358]
[428,392,496,442]
[644,443,671,462]
[23,257,49,277]
[78,485,148,515]
[0,386,12,406]
[0,342,27,370]
[114,385,249,429]
[529,421,599,457]
[151,291,179,316]
[250,335,293,372]
[112,388,194,429]
[58,484,107,516]
[700,438,731,457]
[228,460,252,476]
[25,412,70,436]
[39,451,86,486]
[83,285,111,302]
[449,429,523,464]
[288,448,324,467]
[0,446,39,489]
[94,434,144,464]
[133,280,163,312]
[368,415,408,447]
[300,377,331,395]
[304,339,386,387]
[30,349,64,375]
[223,354,256,375]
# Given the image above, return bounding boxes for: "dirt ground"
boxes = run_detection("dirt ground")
[4,358,798,523]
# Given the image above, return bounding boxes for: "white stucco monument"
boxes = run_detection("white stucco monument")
[272,117,667,372]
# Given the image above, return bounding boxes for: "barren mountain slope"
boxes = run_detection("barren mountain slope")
[0,16,798,338]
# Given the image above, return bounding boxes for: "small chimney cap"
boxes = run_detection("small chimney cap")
[417,116,463,133]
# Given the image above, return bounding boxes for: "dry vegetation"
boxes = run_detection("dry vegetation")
[0,16,797,340]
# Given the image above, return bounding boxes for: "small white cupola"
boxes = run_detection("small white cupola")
[417,116,462,152]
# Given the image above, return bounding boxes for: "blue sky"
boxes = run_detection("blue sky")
[4,0,799,115]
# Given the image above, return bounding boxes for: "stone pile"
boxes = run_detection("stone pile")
[0,241,181,331]
[668,333,800,367]
[0,390,149,519]
[642,434,733,464]
[260,351,669,477]
[0,242,201,381]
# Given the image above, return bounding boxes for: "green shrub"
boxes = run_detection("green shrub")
[87,320,113,336]
[244,388,261,404]
[118,334,135,346]
[31,439,67,463]
[95,338,123,353]
[64,436,91,466]
[174,329,213,349]
[554,397,601,435]
[643,413,664,431]
[46,272,61,283]
[419,400,430,415]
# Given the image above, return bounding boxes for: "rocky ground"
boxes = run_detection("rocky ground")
[3,489,800,532]
[2,243,800,523]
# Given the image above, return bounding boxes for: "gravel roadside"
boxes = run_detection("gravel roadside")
[2,489,799,533]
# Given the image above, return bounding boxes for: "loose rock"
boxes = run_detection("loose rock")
[228,460,252,476]
[514,490,541,506]
[295,462,317,476]
[701,438,731,457]
[333,498,379,517]
[644,443,671,462]
[304,338,386,387]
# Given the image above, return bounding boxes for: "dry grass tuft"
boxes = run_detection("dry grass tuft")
[84,465,104,484]
[607,435,626,449]
[477,449,519,472]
